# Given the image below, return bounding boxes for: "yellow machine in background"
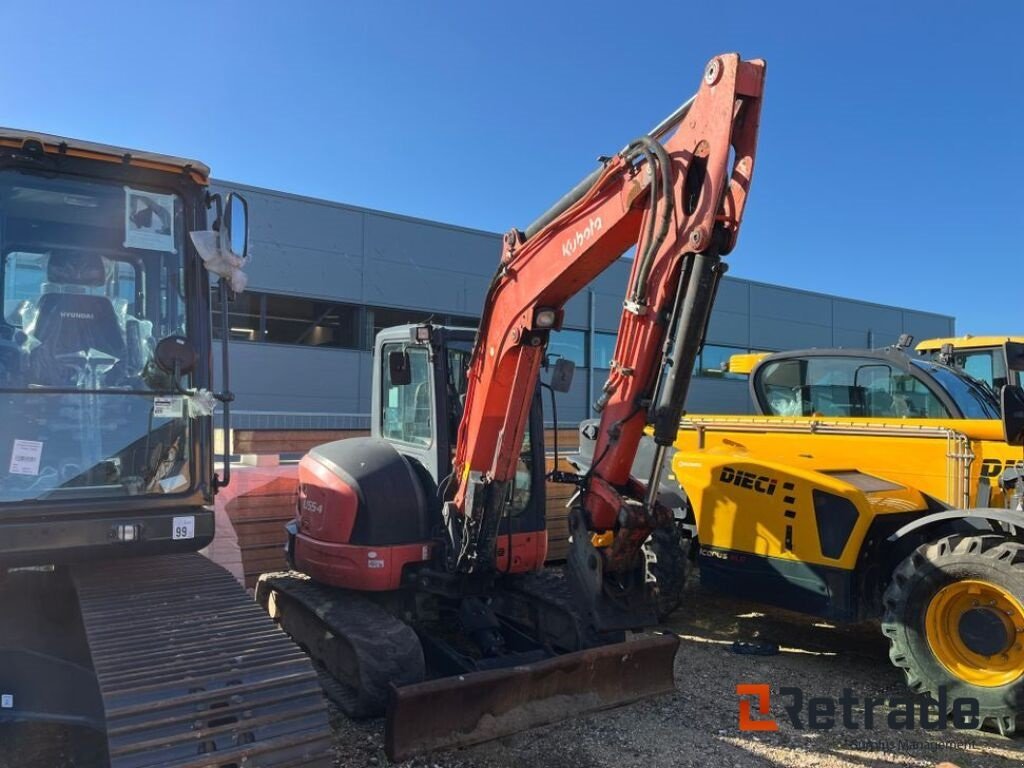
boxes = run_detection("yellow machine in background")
[916,335,1024,390]
[664,346,1024,734]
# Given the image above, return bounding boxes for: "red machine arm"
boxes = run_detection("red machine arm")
[445,55,765,620]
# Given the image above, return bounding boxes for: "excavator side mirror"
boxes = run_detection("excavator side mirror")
[155,335,198,377]
[550,358,576,393]
[1000,385,1024,446]
[389,349,412,386]
[1005,342,1024,372]
[151,335,197,394]
[224,192,249,260]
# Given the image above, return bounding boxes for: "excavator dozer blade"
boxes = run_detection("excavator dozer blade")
[384,633,679,761]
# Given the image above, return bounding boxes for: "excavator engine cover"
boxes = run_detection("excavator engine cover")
[293,437,434,591]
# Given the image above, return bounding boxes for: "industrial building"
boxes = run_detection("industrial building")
[210,180,955,430]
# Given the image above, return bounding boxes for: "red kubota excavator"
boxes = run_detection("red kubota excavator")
[258,53,766,760]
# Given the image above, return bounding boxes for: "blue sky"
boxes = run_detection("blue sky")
[3,2,1019,332]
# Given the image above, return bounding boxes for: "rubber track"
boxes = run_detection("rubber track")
[72,553,333,768]
[257,572,425,718]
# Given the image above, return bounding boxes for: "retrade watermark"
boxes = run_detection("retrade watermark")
[737,684,982,732]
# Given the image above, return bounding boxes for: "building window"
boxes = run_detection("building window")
[592,332,617,370]
[264,294,360,348]
[214,290,361,348]
[548,329,587,367]
[213,291,261,342]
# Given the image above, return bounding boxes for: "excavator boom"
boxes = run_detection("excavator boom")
[447,55,765,628]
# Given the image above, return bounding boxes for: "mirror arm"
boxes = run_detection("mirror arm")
[212,278,234,491]
[207,192,224,232]
[172,359,189,395]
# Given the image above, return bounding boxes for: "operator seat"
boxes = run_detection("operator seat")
[29,253,126,386]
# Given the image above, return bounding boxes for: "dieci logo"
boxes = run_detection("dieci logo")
[736,684,980,732]
[561,216,602,258]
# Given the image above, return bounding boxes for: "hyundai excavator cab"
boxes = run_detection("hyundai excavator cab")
[258,53,767,760]
[0,130,332,767]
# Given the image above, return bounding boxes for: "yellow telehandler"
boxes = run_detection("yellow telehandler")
[667,345,1024,734]
[574,344,1024,734]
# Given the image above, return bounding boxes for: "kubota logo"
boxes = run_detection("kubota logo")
[561,216,603,258]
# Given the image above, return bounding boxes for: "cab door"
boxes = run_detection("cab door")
[374,337,441,482]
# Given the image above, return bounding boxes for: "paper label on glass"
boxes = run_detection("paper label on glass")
[124,187,177,252]
[9,440,42,476]
[153,396,184,419]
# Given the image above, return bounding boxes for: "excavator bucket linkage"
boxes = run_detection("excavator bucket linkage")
[384,633,679,761]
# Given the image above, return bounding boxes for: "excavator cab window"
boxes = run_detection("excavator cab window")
[445,343,471,444]
[381,342,433,446]
[0,170,197,505]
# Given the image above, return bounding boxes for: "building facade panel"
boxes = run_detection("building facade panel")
[245,186,365,256]
[210,180,956,431]
[750,283,832,325]
[750,315,835,350]
[705,309,749,348]
[832,299,902,337]
[902,310,955,340]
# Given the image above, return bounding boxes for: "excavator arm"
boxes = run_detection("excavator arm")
[446,54,766,626]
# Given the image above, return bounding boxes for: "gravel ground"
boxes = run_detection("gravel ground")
[328,582,1024,768]
[5,581,1023,768]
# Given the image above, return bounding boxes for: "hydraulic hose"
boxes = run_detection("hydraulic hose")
[624,136,674,305]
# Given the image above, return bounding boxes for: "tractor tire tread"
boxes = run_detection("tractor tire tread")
[880,534,1024,734]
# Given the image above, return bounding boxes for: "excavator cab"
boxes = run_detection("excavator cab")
[0,132,336,768]
[287,322,549,589]
[0,132,244,567]
[373,322,545,537]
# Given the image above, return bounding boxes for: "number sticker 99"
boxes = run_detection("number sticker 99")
[172,516,195,540]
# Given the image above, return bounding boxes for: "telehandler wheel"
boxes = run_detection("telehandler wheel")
[643,525,691,621]
[881,534,1024,736]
